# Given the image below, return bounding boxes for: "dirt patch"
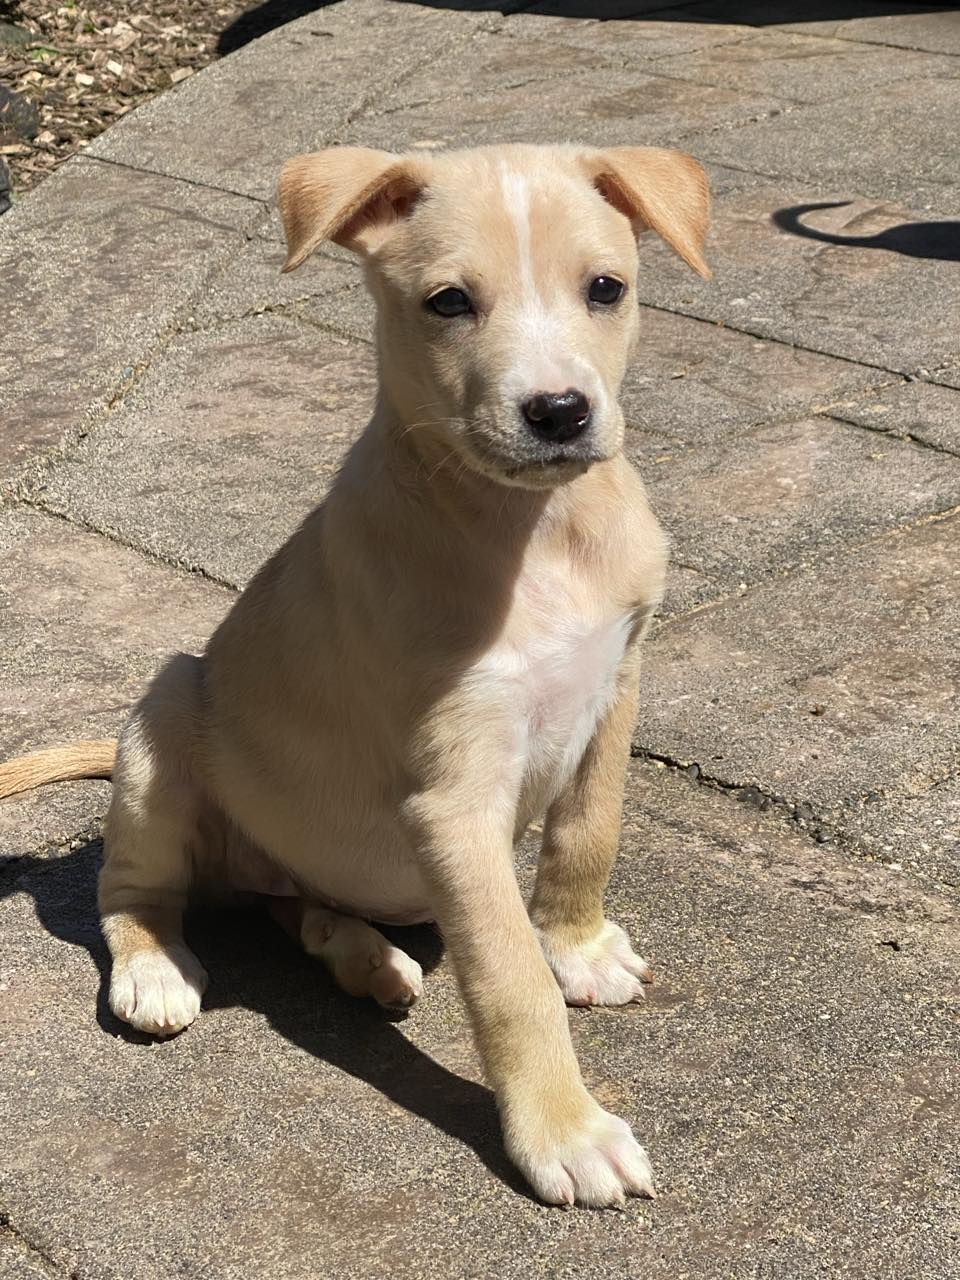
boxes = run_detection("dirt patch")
[0,0,260,205]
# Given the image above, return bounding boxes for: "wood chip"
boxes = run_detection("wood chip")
[1,0,252,200]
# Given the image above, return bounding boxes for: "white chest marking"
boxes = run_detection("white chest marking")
[471,599,633,818]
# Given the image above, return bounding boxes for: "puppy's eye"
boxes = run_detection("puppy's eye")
[587,276,625,306]
[427,287,473,318]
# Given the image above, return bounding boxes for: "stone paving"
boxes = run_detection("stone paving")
[1,3,959,1277]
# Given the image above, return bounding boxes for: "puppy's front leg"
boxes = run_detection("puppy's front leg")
[406,791,654,1207]
[530,653,653,1007]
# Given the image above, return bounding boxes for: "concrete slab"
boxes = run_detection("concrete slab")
[841,777,960,890]
[630,187,960,374]
[637,511,960,888]
[34,316,378,588]
[0,509,231,860]
[621,307,882,441]
[192,239,362,329]
[301,277,377,345]
[684,76,960,214]
[778,4,960,55]
[635,414,960,608]
[654,29,960,104]
[503,9,752,60]
[1,762,956,1279]
[828,380,960,457]
[388,9,755,108]
[85,1,493,199]
[384,22,628,102]
[0,1234,53,1280]
[0,158,260,483]
[342,68,781,152]
[661,564,714,618]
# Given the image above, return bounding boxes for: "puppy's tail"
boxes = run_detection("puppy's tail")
[0,739,117,800]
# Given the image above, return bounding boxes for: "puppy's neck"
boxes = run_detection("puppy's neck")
[374,393,555,550]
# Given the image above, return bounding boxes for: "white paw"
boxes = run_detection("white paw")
[539,921,652,1007]
[109,944,208,1036]
[508,1101,655,1208]
[367,946,424,1011]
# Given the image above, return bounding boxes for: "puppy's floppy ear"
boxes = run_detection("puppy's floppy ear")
[278,147,427,272]
[585,147,711,279]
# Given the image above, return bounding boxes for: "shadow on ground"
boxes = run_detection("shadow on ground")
[217,0,960,53]
[217,0,337,53]
[773,203,960,262]
[0,838,528,1197]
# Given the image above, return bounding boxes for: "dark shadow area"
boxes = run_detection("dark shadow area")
[218,0,338,53]
[386,1,959,22]
[0,838,529,1198]
[216,0,958,53]
[774,202,960,263]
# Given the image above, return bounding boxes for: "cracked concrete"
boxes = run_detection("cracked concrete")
[639,509,960,889]
[1,2,959,1277]
[0,159,262,480]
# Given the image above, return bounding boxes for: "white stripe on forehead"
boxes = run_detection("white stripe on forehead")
[499,164,536,293]
[497,162,600,400]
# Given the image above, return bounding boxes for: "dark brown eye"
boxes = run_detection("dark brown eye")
[588,275,625,306]
[427,287,473,317]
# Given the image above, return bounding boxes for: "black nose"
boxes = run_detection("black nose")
[521,389,592,443]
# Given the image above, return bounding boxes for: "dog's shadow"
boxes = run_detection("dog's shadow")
[773,202,960,263]
[0,836,528,1196]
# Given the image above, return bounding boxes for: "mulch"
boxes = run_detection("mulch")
[0,0,254,208]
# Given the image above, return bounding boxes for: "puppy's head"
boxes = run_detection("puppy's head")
[280,143,709,490]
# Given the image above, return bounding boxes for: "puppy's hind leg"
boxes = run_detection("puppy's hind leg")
[270,900,423,1012]
[99,653,208,1037]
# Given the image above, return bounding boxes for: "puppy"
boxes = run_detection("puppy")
[0,142,709,1206]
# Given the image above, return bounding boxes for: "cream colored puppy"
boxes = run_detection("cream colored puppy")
[0,143,709,1207]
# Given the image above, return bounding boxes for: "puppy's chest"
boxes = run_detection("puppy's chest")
[469,581,633,805]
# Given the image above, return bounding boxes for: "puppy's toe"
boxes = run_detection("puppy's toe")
[110,945,207,1036]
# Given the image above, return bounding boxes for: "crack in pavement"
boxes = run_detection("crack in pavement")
[634,298,929,381]
[630,744,960,903]
[825,407,960,461]
[10,497,240,594]
[0,1212,72,1279]
[84,153,269,207]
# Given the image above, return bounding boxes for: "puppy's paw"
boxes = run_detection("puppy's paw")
[506,1096,655,1208]
[332,941,423,1012]
[109,944,207,1036]
[367,946,424,1012]
[538,920,652,1007]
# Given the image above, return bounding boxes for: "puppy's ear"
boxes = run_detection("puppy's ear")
[278,147,427,272]
[585,147,711,279]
